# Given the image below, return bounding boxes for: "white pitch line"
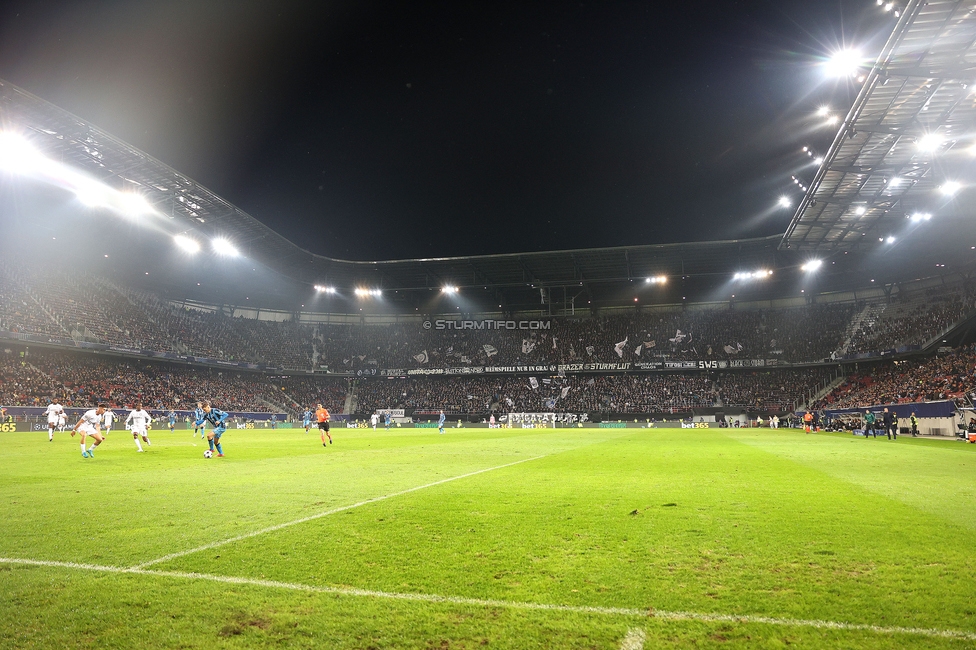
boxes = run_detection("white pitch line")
[619,628,645,650]
[133,454,547,569]
[2,557,975,643]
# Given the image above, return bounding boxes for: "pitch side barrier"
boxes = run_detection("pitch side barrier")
[797,401,962,438]
[341,420,722,430]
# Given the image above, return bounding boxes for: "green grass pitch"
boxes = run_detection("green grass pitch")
[2,425,976,648]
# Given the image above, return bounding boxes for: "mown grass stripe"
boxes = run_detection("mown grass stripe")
[2,556,974,642]
[133,454,548,569]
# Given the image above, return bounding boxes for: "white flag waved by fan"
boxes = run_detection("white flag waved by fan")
[634,344,643,356]
[413,350,429,364]
[613,337,629,358]
[529,377,539,389]
[669,329,687,344]
[522,339,536,354]
[483,344,498,357]
[585,345,595,356]
[560,386,571,399]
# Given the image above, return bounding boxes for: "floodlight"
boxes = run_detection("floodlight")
[813,157,824,165]
[441,285,459,294]
[801,260,823,272]
[212,238,240,257]
[854,206,866,215]
[886,236,896,244]
[824,49,863,77]
[75,181,111,208]
[645,276,667,284]
[910,212,932,221]
[314,285,337,294]
[733,270,772,281]
[0,132,45,172]
[915,133,944,152]
[174,235,201,254]
[119,192,154,215]
[825,115,840,125]
[816,106,830,117]
[778,196,791,208]
[939,181,961,196]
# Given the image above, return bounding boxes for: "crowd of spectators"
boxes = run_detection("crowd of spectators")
[0,348,339,414]
[353,369,830,416]
[812,346,976,410]
[846,289,974,354]
[2,263,974,373]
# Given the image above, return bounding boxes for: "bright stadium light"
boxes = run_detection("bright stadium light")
[816,106,830,117]
[916,133,944,152]
[441,285,459,294]
[314,285,337,294]
[813,156,824,165]
[212,238,240,257]
[886,236,896,244]
[355,288,382,298]
[733,270,772,281]
[824,49,863,78]
[778,196,791,208]
[119,192,154,215]
[74,180,112,208]
[174,235,201,254]
[644,276,667,284]
[854,205,866,215]
[825,114,840,125]
[910,212,932,221]
[0,132,45,173]
[939,181,961,196]
[801,260,823,272]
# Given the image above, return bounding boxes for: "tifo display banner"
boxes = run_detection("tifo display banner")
[369,359,794,377]
[506,412,588,425]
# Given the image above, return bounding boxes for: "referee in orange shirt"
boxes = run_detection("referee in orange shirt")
[315,403,332,446]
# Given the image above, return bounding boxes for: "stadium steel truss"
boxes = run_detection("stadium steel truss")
[782,0,976,251]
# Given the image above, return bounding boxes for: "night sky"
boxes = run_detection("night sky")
[0,1,893,261]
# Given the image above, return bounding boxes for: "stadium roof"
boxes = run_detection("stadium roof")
[782,0,976,251]
[0,78,805,306]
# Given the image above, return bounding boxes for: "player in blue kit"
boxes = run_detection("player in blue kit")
[302,409,312,433]
[193,402,207,438]
[438,410,446,434]
[195,402,229,457]
[168,410,177,433]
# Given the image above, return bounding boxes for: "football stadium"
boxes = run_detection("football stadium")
[2,1,976,648]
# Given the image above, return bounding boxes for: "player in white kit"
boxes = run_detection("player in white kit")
[371,413,379,430]
[44,400,64,442]
[56,412,66,433]
[102,409,116,436]
[71,404,107,458]
[125,402,153,452]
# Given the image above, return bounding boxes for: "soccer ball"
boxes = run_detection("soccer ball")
[203,450,213,459]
